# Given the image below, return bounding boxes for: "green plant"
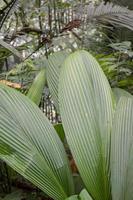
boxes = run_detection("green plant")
[27,67,46,106]
[0,50,133,200]
[46,51,70,112]
[84,2,133,30]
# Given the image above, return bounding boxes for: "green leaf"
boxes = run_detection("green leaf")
[0,84,74,200]
[0,39,23,60]
[66,189,93,200]
[118,77,133,87]
[54,123,65,142]
[46,51,69,112]
[113,88,132,104]
[111,97,133,200]
[27,68,46,106]
[86,2,133,31]
[79,189,93,200]
[59,50,114,200]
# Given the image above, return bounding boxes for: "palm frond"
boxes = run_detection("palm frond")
[78,1,133,31]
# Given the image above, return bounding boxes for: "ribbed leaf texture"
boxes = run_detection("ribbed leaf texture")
[59,50,114,200]
[46,51,69,112]
[111,96,133,200]
[0,0,20,30]
[113,88,133,103]
[0,84,74,200]
[77,1,133,31]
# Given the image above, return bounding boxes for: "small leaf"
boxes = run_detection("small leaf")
[79,189,93,200]
[66,189,93,200]
[27,68,46,106]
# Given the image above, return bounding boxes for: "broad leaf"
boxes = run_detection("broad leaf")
[59,50,114,200]
[111,96,133,200]
[27,68,46,106]
[46,51,69,112]
[0,84,74,200]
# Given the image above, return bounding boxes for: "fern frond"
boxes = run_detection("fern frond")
[78,1,133,31]
[0,0,20,30]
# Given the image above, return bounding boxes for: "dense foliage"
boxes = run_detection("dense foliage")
[0,0,133,200]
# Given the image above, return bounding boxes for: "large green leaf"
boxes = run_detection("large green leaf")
[46,51,69,112]
[111,96,133,200]
[0,84,74,200]
[59,50,114,200]
[27,68,46,106]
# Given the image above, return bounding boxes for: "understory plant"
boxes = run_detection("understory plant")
[0,50,133,200]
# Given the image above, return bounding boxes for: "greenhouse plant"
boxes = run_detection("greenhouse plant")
[0,50,133,200]
[0,0,133,199]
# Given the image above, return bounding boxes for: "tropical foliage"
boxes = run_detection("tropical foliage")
[0,50,133,200]
[0,0,133,200]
